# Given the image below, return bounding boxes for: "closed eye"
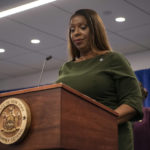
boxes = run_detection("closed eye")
[80,24,88,30]
[70,24,88,33]
[70,27,75,33]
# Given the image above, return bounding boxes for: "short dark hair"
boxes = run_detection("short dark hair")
[139,82,148,101]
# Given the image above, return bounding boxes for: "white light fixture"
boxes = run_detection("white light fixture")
[31,39,40,44]
[115,17,126,22]
[0,0,56,18]
[0,48,5,53]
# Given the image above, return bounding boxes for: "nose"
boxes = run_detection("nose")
[73,28,81,37]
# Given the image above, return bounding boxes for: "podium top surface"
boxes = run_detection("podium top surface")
[0,83,118,117]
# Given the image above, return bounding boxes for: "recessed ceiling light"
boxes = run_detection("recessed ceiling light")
[115,17,126,22]
[0,48,5,53]
[0,0,56,18]
[31,39,40,44]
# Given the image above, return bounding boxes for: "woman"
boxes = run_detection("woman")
[56,9,143,150]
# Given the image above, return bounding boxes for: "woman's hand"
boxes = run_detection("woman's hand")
[115,104,137,124]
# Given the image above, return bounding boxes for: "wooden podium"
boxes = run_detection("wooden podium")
[0,83,118,150]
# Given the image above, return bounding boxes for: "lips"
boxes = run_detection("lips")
[73,39,83,45]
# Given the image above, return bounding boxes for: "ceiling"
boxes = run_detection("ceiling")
[0,0,150,81]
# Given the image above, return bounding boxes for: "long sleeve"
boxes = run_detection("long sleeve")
[109,52,143,121]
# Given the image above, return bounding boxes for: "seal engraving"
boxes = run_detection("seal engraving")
[0,97,31,145]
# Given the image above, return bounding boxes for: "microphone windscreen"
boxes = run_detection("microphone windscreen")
[46,55,52,61]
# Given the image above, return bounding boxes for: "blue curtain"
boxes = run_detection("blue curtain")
[135,68,150,107]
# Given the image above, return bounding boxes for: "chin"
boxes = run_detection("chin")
[76,45,86,50]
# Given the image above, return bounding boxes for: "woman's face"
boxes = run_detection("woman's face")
[70,15,91,53]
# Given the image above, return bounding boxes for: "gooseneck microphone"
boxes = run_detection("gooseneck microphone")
[46,55,52,61]
[38,55,52,87]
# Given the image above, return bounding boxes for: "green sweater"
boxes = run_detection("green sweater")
[56,51,143,150]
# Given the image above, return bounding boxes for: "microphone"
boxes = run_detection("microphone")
[38,55,52,87]
[46,55,52,61]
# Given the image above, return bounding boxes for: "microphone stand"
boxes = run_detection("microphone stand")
[38,55,52,87]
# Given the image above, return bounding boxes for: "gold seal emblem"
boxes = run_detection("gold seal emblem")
[0,97,31,145]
